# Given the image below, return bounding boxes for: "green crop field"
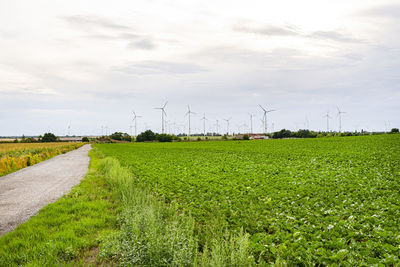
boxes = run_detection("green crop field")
[96,135,400,265]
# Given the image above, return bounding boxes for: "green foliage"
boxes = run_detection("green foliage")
[136,130,156,142]
[391,128,399,133]
[271,129,293,139]
[97,156,254,266]
[109,132,132,141]
[97,135,400,265]
[242,134,250,140]
[41,132,57,142]
[20,137,37,143]
[295,129,317,138]
[81,136,89,142]
[156,133,173,142]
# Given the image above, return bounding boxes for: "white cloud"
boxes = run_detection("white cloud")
[0,0,399,135]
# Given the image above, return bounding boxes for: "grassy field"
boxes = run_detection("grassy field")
[96,135,400,265]
[0,142,84,176]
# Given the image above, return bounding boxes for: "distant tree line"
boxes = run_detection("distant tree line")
[13,133,59,143]
[269,128,399,139]
[136,130,181,142]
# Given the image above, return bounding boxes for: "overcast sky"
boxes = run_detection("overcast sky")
[1,0,399,136]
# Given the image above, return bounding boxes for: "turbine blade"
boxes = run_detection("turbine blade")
[163,101,168,109]
[258,104,266,112]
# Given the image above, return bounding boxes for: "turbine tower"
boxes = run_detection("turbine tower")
[258,105,276,134]
[132,111,142,137]
[323,111,332,132]
[201,113,207,137]
[248,113,255,134]
[155,101,168,134]
[185,105,196,137]
[67,123,71,136]
[336,106,346,133]
[241,122,248,134]
[223,118,231,135]
[215,120,220,135]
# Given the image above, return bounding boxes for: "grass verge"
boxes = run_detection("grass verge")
[0,149,120,266]
[97,157,255,266]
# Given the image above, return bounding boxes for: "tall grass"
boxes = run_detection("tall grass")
[97,157,255,266]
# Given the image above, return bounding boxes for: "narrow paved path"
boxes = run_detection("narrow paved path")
[0,144,91,236]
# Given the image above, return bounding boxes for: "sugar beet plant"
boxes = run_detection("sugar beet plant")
[96,135,400,265]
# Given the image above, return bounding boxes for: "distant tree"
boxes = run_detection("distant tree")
[122,133,132,142]
[156,133,173,142]
[390,128,399,133]
[109,132,133,141]
[272,129,293,139]
[24,137,36,143]
[41,133,57,142]
[243,134,250,140]
[82,136,89,142]
[296,129,317,138]
[136,130,156,142]
[13,138,19,143]
[110,132,123,140]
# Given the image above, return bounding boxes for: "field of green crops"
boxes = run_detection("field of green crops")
[96,135,400,265]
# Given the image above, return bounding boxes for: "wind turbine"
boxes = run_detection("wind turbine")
[323,111,332,132]
[249,113,255,134]
[258,105,276,134]
[155,101,168,134]
[223,118,231,135]
[336,107,346,133]
[185,105,196,137]
[215,120,220,135]
[305,117,310,129]
[67,123,71,136]
[241,122,248,134]
[384,121,390,133]
[201,113,207,136]
[132,111,142,137]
